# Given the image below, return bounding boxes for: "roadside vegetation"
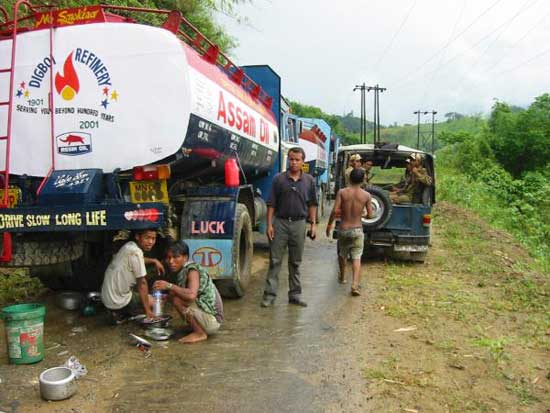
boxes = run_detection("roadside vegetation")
[0,0,245,52]
[437,94,550,273]
[361,201,549,411]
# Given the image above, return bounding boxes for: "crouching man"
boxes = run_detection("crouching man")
[154,241,224,344]
[101,229,163,324]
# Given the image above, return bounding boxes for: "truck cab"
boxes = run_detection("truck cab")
[333,143,435,262]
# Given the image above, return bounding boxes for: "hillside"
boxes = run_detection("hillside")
[290,100,486,149]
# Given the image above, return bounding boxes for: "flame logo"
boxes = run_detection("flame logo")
[55,53,80,100]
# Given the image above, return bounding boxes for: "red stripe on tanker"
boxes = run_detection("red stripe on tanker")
[4,22,278,177]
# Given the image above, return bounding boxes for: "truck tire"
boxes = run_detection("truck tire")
[31,243,108,291]
[363,186,393,230]
[216,203,253,298]
[9,240,83,267]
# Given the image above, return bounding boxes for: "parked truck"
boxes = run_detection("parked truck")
[0,2,285,297]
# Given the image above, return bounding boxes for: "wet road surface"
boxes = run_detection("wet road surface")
[0,232,368,412]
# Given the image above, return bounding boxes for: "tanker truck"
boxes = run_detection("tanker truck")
[0,2,283,297]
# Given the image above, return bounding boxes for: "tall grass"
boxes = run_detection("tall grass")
[437,162,550,274]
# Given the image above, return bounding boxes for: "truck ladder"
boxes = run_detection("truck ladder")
[0,1,53,262]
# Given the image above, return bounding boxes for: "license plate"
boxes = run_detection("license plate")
[129,180,169,204]
[0,188,21,208]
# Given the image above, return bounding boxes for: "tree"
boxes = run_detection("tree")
[487,95,550,177]
[0,0,245,51]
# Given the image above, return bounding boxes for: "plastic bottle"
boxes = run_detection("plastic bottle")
[152,290,163,317]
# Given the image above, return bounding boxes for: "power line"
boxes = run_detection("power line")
[447,0,539,97]
[483,7,550,74]
[421,0,466,103]
[391,0,504,88]
[492,47,550,77]
[396,0,538,90]
[373,0,417,70]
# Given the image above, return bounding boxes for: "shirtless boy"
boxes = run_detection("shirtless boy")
[326,168,373,296]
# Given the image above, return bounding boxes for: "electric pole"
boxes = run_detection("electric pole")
[354,84,386,145]
[353,83,367,144]
[367,85,386,145]
[413,110,437,153]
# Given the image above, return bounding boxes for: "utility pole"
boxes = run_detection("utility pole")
[430,110,437,154]
[353,83,367,144]
[354,83,386,145]
[367,84,386,145]
[413,110,437,152]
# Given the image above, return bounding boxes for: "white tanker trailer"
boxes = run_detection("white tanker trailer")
[0,3,283,297]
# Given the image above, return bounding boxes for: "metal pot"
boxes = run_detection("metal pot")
[39,366,77,401]
[56,292,84,311]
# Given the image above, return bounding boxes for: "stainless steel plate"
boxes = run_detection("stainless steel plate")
[144,327,175,341]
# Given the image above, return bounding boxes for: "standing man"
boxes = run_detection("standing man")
[101,229,163,324]
[326,169,373,296]
[261,147,318,308]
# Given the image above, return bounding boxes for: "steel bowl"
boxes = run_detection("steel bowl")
[39,366,77,401]
[145,327,175,341]
[56,292,85,311]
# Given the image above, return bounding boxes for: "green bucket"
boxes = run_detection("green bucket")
[1,303,46,364]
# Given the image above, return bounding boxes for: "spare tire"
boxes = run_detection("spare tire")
[362,186,393,230]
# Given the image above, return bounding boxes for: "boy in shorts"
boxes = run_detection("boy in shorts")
[101,229,163,324]
[327,168,373,296]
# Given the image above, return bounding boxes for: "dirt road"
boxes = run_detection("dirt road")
[0,202,548,412]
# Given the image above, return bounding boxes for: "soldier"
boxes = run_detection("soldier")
[344,153,372,187]
[390,153,432,203]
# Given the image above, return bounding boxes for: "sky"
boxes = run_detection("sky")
[215,0,550,125]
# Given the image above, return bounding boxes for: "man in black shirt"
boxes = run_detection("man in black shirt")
[261,147,318,308]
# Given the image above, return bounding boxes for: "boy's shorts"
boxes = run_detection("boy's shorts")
[187,302,220,335]
[338,227,364,260]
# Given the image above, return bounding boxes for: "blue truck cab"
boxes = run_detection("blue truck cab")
[333,143,435,262]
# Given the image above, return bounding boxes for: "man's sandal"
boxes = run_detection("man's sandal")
[351,286,361,296]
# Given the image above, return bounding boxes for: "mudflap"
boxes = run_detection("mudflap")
[179,188,254,298]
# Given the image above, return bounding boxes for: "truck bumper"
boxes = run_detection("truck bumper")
[0,202,166,232]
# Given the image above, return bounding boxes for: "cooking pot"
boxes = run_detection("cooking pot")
[56,292,84,311]
[39,366,77,401]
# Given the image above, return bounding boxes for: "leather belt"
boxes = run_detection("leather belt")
[277,216,306,222]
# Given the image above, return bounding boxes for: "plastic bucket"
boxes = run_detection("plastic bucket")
[1,303,46,364]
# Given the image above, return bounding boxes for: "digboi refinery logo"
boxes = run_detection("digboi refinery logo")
[16,48,119,110]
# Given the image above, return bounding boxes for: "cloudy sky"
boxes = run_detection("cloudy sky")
[216,0,550,125]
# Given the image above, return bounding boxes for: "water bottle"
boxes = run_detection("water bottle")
[152,290,163,317]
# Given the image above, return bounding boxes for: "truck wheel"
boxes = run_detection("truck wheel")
[216,203,253,298]
[363,186,393,230]
[30,243,108,291]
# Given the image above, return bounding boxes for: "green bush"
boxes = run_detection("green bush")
[0,269,44,306]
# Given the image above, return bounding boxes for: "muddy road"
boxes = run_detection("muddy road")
[1,202,549,412]
[0,228,367,412]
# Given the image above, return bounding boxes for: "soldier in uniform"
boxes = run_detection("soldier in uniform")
[390,152,432,203]
[344,154,362,187]
[345,154,373,187]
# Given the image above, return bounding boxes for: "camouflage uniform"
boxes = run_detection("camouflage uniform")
[345,167,369,187]
[391,167,432,203]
